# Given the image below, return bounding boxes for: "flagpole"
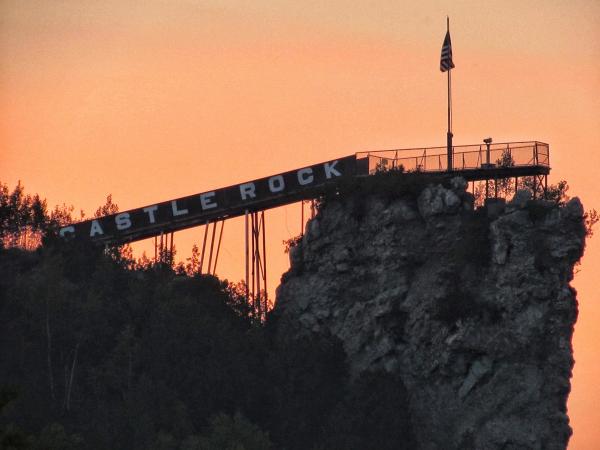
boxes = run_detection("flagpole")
[446,16,453,171]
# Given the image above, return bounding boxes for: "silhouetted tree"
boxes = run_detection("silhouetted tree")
[263,332,348,450]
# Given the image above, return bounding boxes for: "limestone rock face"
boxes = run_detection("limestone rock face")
[273,178,586,450]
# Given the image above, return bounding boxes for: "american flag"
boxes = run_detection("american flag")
[440,30,455,72]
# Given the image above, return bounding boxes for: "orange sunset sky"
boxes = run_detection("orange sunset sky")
[1,1,599,447]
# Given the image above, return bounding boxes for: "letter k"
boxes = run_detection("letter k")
[324,160,342,179]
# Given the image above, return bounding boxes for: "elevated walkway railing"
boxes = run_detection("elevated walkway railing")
[356,141,549,174]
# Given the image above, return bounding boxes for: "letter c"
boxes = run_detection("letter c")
[59,226,75,238]
[297,168,314,185]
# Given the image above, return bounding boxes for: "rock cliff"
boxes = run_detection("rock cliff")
[273,176,586,450]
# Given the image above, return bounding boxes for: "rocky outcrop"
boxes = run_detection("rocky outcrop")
[273,178,586,450]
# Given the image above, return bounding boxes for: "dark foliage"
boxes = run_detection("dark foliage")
[583,209,599,238]
[0,180,437,449]
[0,243,414,449]
[0,245,266,448]
[262,332,348,449]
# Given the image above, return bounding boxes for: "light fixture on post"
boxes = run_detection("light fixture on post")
[483,137,493,168]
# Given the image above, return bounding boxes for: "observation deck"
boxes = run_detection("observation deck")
[356,141,550,180]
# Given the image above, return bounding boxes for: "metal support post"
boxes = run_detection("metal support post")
[213,220,225,276]
[199,221,209,274]
[207,221,217,275]
[254,212,261,319]
[242,210,269,321]
[261,211,268,316]
[301,201,304,235]
[159,231,164,263]
[251,213,256,305]
[245,210,249,302]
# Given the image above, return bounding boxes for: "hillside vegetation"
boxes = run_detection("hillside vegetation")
[0,182,412,450]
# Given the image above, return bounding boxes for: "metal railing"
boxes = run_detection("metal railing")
[357,141,549,175]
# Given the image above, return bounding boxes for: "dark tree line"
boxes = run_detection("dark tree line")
[1,182,414,449]
[0,245,414,449]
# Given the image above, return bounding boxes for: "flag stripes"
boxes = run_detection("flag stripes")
[440,31,455,72]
